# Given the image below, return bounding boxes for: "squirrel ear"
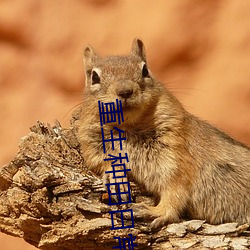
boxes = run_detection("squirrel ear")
[83,46,99,86]
[131,38,147,63]
[83,45,98,71]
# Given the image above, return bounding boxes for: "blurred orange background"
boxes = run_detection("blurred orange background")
[1,1,250,249]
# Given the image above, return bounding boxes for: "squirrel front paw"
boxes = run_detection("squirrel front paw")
[130,202,157,220]
[149,216,169,230]
[130,202,180,231]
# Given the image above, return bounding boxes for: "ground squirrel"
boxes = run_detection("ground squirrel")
[78,38,250,230]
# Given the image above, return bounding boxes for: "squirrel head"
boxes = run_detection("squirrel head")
[82,39,160,121]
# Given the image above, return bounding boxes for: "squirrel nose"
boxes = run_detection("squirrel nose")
[117,89,133,99]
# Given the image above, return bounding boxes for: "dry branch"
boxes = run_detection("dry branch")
[0,108,249,249]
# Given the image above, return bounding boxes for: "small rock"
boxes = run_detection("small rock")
[202,222,238,235]
[169,237,199,249]
[228,237,249,250]
[201,235,229,248]
[166,222,187,237]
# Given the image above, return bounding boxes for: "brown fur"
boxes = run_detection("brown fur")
[78,39,250,229]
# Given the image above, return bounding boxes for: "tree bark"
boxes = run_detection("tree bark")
[0,108,249,249]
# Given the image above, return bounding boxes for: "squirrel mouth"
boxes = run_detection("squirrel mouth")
[121,99,135,110]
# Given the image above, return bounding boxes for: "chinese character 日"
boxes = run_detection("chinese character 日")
[109,209,134,230]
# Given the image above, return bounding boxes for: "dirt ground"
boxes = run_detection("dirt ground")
[1,1,250,249]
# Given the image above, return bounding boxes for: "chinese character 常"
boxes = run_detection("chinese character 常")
[113,234,137,250]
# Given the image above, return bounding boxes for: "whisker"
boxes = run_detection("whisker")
[61,102,83,122]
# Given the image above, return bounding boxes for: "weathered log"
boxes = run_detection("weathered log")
[0,109,249,249]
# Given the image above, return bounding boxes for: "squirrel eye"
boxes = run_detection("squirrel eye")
[142,63,149,78]
[91,70,100,85]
